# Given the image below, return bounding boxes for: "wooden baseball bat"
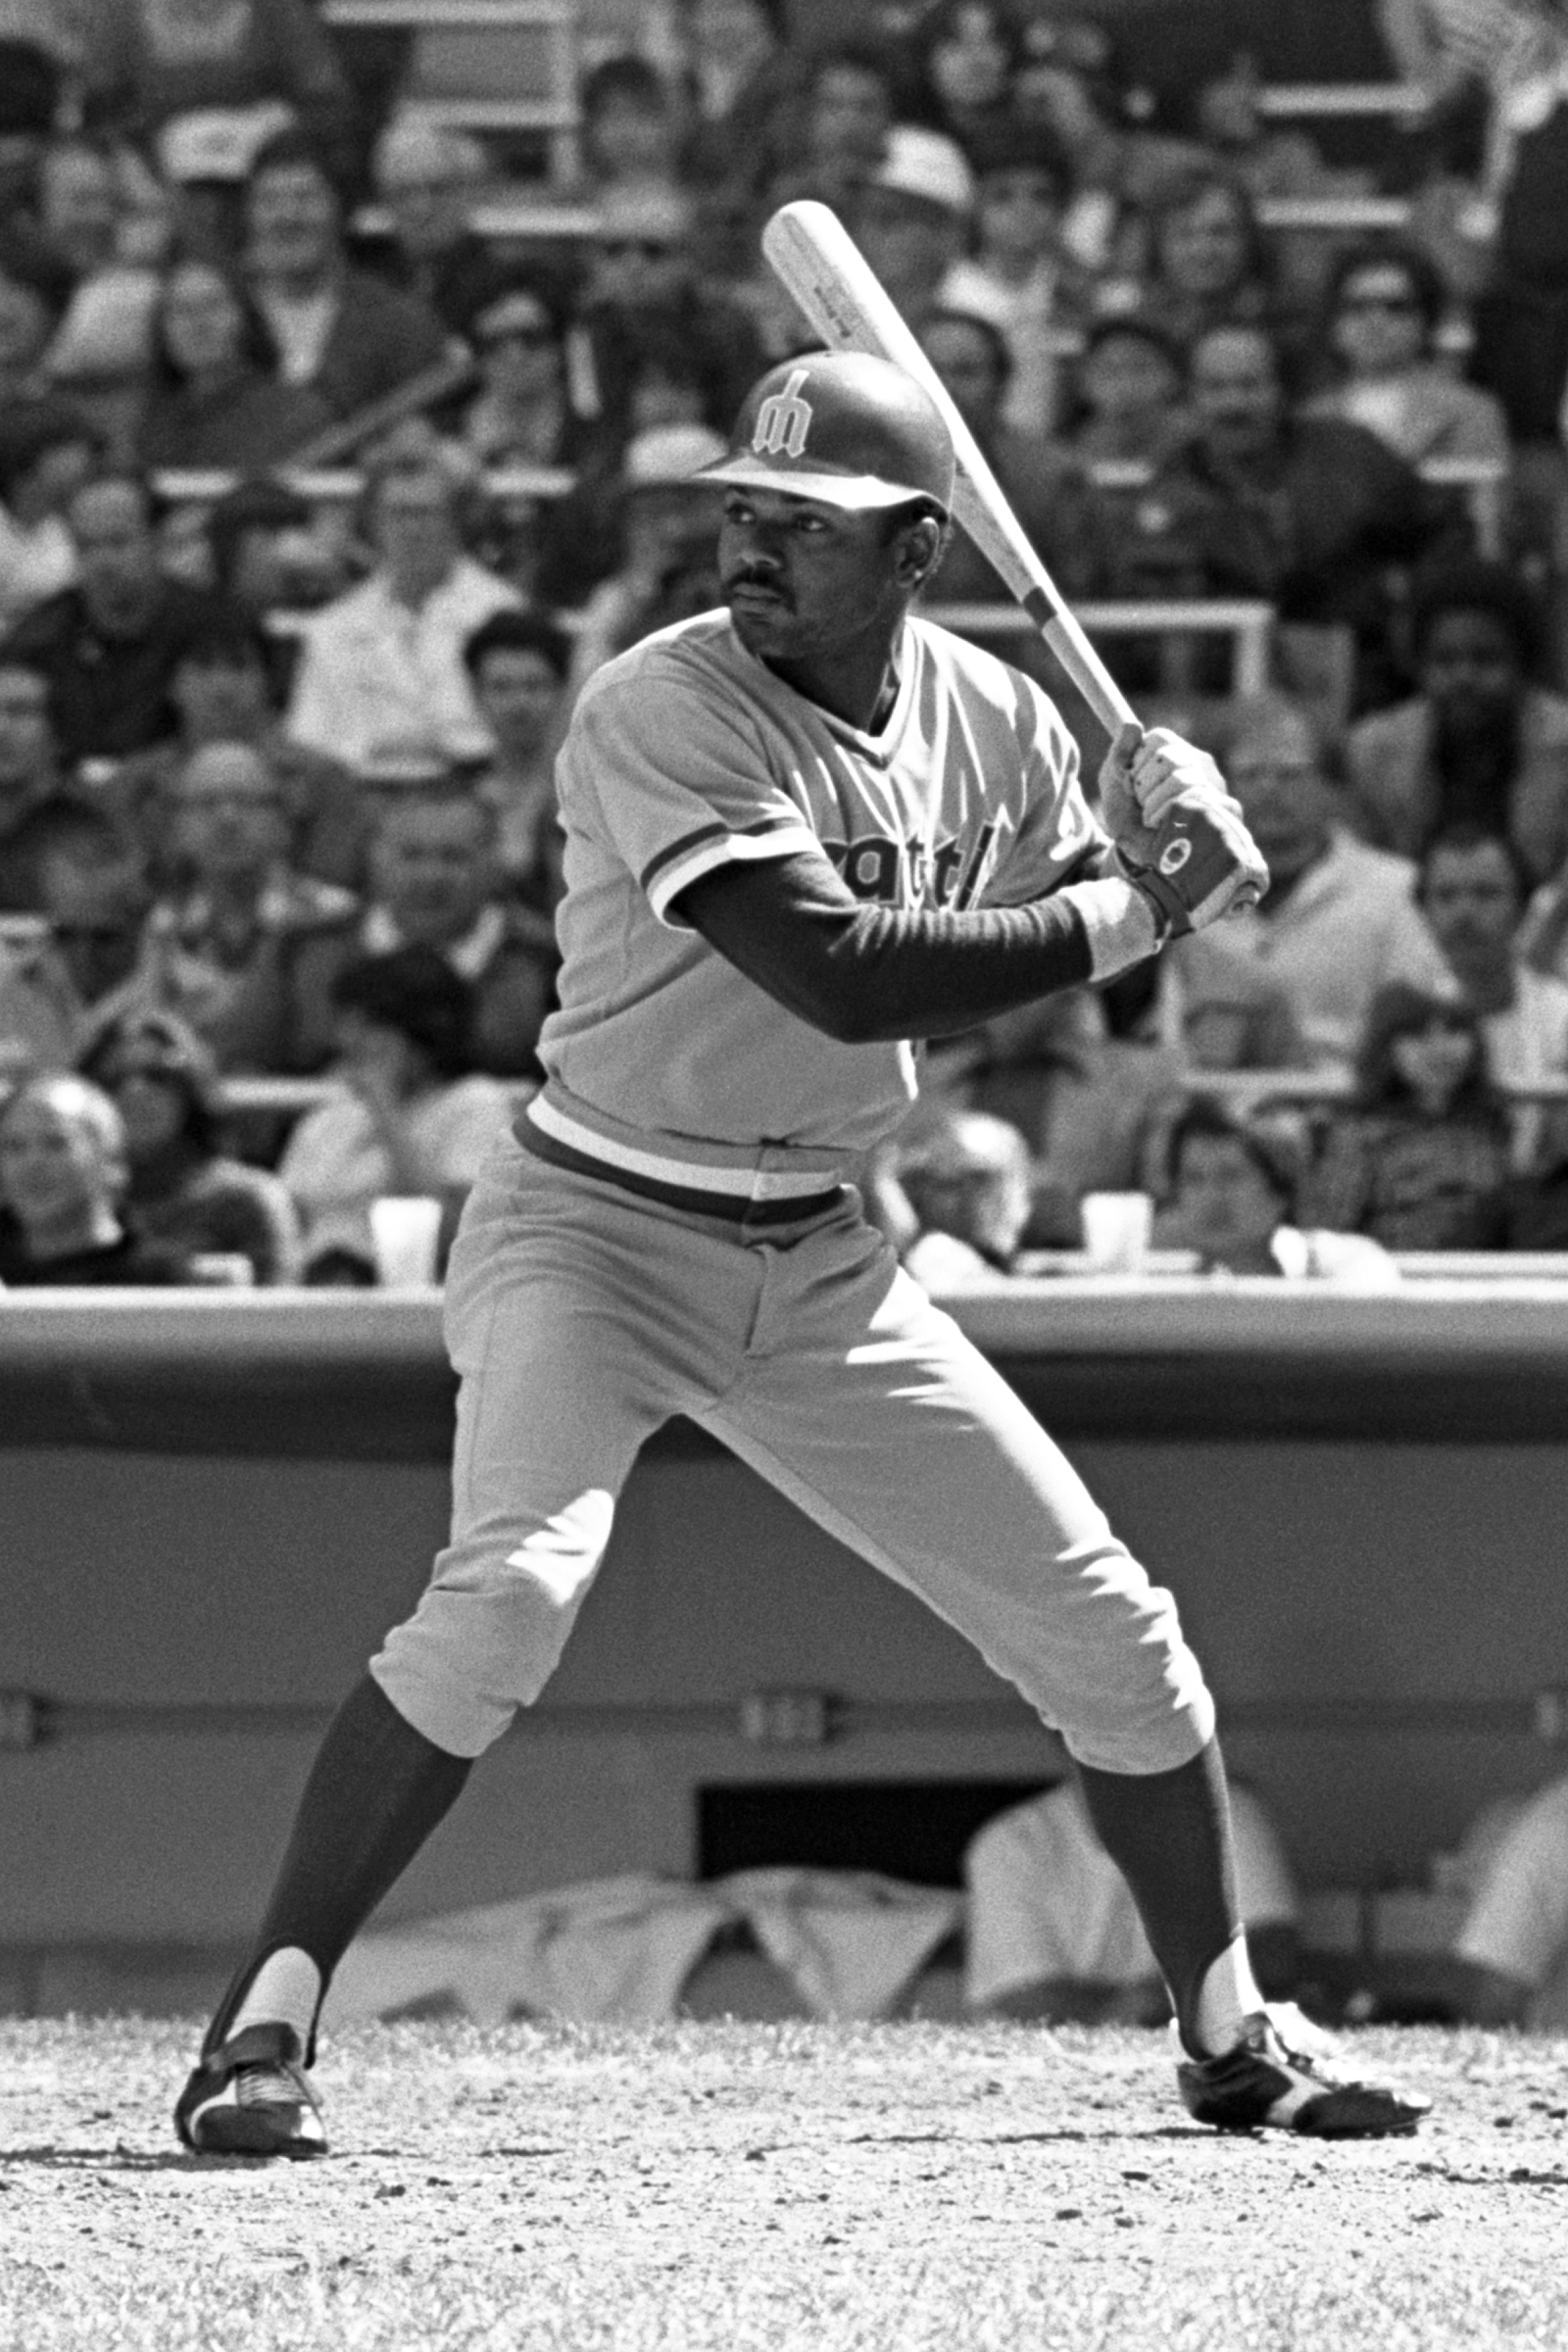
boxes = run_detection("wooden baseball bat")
[760,199,1138,737]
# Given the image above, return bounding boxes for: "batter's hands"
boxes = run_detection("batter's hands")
[1098,722,1269,936]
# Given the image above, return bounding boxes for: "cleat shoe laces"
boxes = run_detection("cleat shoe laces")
[174,2022,327,2158]
[1175,2005,1431,2138]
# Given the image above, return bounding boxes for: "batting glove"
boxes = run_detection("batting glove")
[1098,722,1270,936]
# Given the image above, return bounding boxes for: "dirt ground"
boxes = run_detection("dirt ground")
[3,2017,1568,2350]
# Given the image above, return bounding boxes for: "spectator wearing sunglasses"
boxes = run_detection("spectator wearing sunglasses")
[79,1006,301,1282]
[1301,240,1509,467]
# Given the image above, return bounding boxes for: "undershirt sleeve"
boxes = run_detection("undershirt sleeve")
[673,848,1097,1044]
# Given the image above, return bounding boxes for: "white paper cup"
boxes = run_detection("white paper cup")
[368,1196,443,1289]
[1080,1190,1152,1273]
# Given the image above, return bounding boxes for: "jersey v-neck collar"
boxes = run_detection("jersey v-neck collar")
[727,613,918,770]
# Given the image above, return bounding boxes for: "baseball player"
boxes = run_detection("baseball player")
[175,352,1426,2155]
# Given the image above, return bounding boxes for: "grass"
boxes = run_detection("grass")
[2,2018,1567,2349]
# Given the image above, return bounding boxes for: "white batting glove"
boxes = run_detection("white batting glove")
[1098,723,1270,936]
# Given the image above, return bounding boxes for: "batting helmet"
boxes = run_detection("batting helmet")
[697,351,955,515]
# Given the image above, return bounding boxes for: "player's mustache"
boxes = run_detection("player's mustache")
[723,567,793,605]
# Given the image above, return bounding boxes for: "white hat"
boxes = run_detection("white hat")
[871,124,975,218]
[623,422,728,490]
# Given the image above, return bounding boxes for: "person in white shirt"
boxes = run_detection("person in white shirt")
[1153,1097,1400,1286]
[278,942,512,1281]
[1416,822,1568,1169]
[965,1775,1300,2022]
[0,401,97,633]
[1215,693,1452,1075]
[892,1107,1034,1289]
[284,451,519,773]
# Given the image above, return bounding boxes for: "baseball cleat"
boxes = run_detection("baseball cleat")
[1175,2009,1430,2137]
[174,2022,327,2158]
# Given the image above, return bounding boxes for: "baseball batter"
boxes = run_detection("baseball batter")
[176,353,1426,2154]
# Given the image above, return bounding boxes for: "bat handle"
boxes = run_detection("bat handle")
[1024,592,1140,738]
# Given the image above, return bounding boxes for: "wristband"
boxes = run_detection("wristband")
[1061,875,1166,981]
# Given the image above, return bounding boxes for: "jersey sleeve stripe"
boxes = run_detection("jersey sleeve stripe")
[639,812,810,897]
[645,821,822,926]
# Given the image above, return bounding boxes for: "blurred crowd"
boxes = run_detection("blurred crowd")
[10,0,1568,1282]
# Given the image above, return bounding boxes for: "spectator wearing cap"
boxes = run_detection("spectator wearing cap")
[915,307,1107,621]
[366,117,498,340]
[465,609,570,916]
[574,188,767,452]
[284,449,519,775]
[893,1108,1035,1290]
[941,123,1092,437]
[1300,240,1509,467]
[134,252,330,471]
[1063,315,1189,469]
[278,941,514,1279]
[80,1005,301,1281]
[243,131,451,423]
[294,784,559,1080]
[1350,564,1568,891]
[143,738,358,1073]
[566,421,727,695]
[0,1070,194,1286]
[1153,1098,1397,1284]
[849,126,976,342]
[2,469,249,765]
[0,399,100,631]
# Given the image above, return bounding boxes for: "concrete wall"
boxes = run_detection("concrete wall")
[5,1430,1567,1979]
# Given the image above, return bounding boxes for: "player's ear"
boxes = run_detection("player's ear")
[895,513,945,591]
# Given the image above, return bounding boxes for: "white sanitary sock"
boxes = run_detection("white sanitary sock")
[1193,1933,1265,2056]
[228,1947,321,2055]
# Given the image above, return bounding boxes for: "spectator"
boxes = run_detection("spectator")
[83,0,354,163]
[1301,240,1509,467]
[0,397,99,630]
[573,187,766,450]
[567,423,727,695]
[1415,823,1568,1168]
[1153,1097,1398,1283]
[850,126,975,341]
[1443,1769,1568,2028]
[31,134,125,286]
[79,1004,300,1280]
[760,38,900,219]
[1089,917,1308,1072]
[277,943,512,1281]
[1123,164,1289,360]
[915,0,1019,155]
[206,473,347,628]
[963,1775,1300,2024]
[576,55,683,203]
[243,131,451,424]
[465,609,569,913]
[295,786,558,1080]
[366,117,495,339]
[1301,983,1512,1250]
[0,240,70,409]
[284,450,519,774]
[0,657,72,909]
[894,1108,1035,1290]
[916,307,1107,616]
[462,281,583,470]
[0,1068,191,1284]
[2,469,247,764]
[1062,314,1189,469]
[940,123,1090,438]
[1106,321,1468,717]
[146,738,357,1072]
[135,252,330,471]
[4,799,156,1049]
[1348,562,1568,889]
[1213,695,1451,1074]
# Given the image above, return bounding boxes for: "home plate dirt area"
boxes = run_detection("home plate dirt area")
[3,2019,1567,2350]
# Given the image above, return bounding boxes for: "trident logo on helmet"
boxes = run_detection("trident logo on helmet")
[752,368,813,460]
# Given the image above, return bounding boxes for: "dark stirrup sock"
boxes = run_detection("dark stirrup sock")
[1074,1738,1242,2046]
[206,1674,472,2059]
